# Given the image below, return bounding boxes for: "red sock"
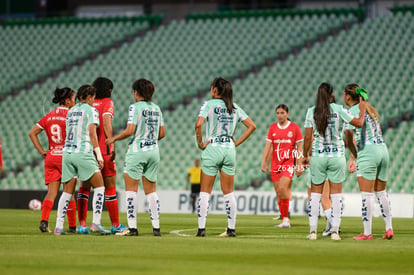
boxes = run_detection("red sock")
[277,201,281,216]
[105,186,119,227]
[280,198,290,219]
[77,186,90,227]
[41,200,53,221]
[67,200,77,227]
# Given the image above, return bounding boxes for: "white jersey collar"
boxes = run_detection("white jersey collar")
[277,121,291,130]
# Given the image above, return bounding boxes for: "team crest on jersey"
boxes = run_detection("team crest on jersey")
[287,131,293,138]
[272,133,276,136]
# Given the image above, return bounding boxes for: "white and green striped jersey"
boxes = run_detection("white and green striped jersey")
[304,103,354,157]
[63,103,99,154]
[127,101,164,153]
[347,104,385,150]
[198,99,249,148]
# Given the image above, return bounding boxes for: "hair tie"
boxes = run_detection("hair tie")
[355,87,368,101]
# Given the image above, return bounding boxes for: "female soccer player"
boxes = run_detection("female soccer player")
[302,82,366,241]
[261,104,303,228]
[344,84,393,240]
[106,78,165,237]
[195,77,256,237]
[28,87,77,233]
[76,77,126,234]
[54,85,109,235]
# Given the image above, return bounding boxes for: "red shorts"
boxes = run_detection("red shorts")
[271,160,295,182]
[44,155,62,185]
[101,154,116,177]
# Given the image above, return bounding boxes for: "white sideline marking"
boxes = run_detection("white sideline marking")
[170,227,292,238]
[170,228,196,237]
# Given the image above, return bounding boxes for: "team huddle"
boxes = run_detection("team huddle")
[29,77,393,240]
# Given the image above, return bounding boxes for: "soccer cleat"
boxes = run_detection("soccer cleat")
[275,217,291,228]
[219,228,237,237]
[306,232,317,240]
[67,226,77,233]
[153,228,161,236]
[90,223,111,235]
[382,229,394,240]
[322,222,332,236]
[196,228,206,237]
[110,224,128,234]
[115,228,138,236]
[331,231,341,241]
[39,220,52,233]
[353,233,373,240]
[54,228,65,235]
[77,225,91,234]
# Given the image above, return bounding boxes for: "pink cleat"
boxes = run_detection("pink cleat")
[353,233,373,240]
[382,229,394,240]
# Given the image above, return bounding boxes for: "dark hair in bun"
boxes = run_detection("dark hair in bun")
[52,87,73,105]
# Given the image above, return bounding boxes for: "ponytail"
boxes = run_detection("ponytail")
[211,77,235,114]
[345,84,379,122]
[314,82,334,137]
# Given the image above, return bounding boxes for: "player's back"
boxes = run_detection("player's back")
[93,98,114,154]
[37,107,69,156]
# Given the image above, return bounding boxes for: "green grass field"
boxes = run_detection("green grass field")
[0,209,413,274]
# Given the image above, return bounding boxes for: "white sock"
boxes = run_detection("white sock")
[309,193,321,233]
[92,186,105,225]
[330,193,343,233]
[361,192,374,236]
[375,190,393,230]
[197,192,210,229]
[126,191,137,229]
[224,193,237,230]
[55,192,72,229]
[146,192,160,229]
[324,208,333,226]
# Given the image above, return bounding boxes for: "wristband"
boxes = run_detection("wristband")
[94,147,103,162]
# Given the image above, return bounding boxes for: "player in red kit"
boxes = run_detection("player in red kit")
[261,104,304,228]
[76,77,127,234]
[28,87,77,233]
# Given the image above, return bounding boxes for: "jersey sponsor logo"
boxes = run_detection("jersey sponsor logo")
[273,139,291,143]
[214,106,229,114]
[318,146,338,154]
[211,136,231,143]
[67,111,84,117]
[142,110,160,117]
[140,140,157,148]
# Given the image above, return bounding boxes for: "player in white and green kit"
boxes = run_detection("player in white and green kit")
[195,77,256,237]
[302,82,366,241]
[106,79,166,237]
[344,84,393,241]
[54,85,110,235]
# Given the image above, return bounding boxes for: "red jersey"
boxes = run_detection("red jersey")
[37,107,69,157]
[93,98,114,155]
[266,121,303,163]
